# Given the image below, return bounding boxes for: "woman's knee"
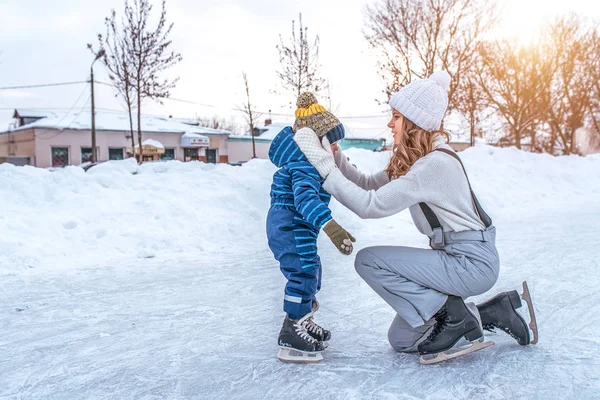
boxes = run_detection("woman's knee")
[354,248,377,278]
[387,323,419,353]
[387,315,430,353]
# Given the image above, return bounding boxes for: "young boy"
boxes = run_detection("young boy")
[266,92,355,363]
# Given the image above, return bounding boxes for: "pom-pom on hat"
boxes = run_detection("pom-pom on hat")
[388,71,451,131]
[293,92,345,144]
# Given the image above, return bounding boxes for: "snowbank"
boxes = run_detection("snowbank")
[0,145,598,273]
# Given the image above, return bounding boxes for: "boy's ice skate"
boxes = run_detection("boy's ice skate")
[418,295,494,365]
[277,314,326,364]
[305,299,331,344]
[478,281,538,345]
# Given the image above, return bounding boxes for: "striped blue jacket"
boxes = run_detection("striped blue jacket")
[268,126,332,230]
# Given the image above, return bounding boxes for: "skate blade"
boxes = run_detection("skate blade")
[419,340,494,365]
[521,280,539,345]
[277,348,323,364]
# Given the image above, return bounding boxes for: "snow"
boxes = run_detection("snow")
[6,109,231,135]
[1,145,600,398]
[181,132,209,140]
[140,138,165,149]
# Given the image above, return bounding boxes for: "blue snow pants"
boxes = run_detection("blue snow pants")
[266,206,322,320]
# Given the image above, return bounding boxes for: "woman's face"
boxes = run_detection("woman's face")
[388,109,404,145]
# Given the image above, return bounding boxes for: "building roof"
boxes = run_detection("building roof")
[4,109,231,136]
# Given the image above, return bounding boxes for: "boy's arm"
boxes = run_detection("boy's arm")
[289,164,332,229]
[290,164,355,255]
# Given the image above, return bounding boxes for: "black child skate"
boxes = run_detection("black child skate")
[304,317,331,343]
[305,299,331,343]
[277,314,326,363]
[478,281,539,345]
[418,295,493,364]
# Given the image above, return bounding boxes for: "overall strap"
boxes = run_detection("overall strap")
[418,148,492,246]
[435,148,492,228]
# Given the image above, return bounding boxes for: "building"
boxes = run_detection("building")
[0,109,232,167]
[228,120,287,163]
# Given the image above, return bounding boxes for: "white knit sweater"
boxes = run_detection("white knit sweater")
[329,139,486,236]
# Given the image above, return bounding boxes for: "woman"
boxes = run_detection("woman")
[293,71,534,361]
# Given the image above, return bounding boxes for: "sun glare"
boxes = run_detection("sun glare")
[489,1,548,46]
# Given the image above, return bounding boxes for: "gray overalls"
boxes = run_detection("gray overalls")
[354,149,499,352]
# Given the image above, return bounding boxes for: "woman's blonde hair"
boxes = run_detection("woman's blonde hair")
[384,116,451,180]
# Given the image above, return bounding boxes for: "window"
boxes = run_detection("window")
[81,147,93,164]
[161,148,175,160]
[109,148,124,160]
[52,147,69,167]
[184,148,199,162]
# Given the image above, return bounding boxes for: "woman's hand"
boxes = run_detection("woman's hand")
[293,127,337,178]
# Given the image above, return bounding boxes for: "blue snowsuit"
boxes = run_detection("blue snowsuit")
[266,126,333,320]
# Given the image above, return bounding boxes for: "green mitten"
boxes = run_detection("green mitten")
[323,219,356,255]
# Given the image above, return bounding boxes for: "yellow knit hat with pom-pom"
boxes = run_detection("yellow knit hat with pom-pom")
[293,92,345,144]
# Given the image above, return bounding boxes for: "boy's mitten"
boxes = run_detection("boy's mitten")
[323,219,356,255]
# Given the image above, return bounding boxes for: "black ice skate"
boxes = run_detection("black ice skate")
[478,281,538,345]
[418,295,493,364]
[306,299,331,343]
[277,314,326,363]
[305,317,331,343]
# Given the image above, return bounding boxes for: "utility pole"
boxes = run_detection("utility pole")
[90,49,105,163]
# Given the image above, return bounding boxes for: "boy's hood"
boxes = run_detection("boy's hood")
[269,126,309,167]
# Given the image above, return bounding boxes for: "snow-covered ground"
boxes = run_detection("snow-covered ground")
[1,145,599,399]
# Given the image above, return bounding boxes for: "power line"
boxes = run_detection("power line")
[35,83,90,140]
[95,81,389,119]
[3,79,389,120]
[0,81,88,91]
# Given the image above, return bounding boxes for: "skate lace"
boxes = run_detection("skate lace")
[305,318,324,337]
[295,320,318,344]
[484,323,518,341]
[425,307,448,343]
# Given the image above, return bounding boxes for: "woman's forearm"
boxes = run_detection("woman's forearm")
[323,168,422,219]
[333,150,390,191]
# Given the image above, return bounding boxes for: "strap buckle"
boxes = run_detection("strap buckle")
[431,227,445,246]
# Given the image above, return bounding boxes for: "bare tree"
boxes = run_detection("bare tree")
[587,21,600,152]
[364,0,497,112]
[89,9,137,160]
[239,72,262,159]
[125,0,182,163]
[461,79,486,146]
[197,115,240,135]
[475,39,555,150]
[276,13,325,98]
[538,14,599,155]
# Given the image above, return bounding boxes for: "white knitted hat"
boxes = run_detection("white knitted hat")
[388,71,451,131]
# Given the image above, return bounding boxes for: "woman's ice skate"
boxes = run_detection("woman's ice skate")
[277,313,326,364]
[419,338,494,365]
[478,281,539,345]
[418,295,494,365]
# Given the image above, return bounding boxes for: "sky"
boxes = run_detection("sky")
[1,0,600,138]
